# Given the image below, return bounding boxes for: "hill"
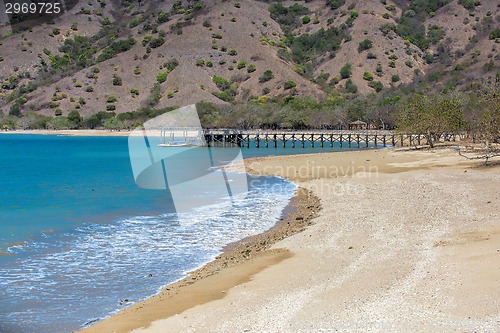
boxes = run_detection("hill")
[0,0,498,129]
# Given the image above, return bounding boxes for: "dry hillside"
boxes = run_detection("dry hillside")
[0,0,498,120]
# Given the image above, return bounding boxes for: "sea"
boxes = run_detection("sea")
[0,134,363,333]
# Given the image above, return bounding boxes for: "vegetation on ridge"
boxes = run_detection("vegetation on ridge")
[0,0,498,145]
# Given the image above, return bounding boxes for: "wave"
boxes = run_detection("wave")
[0,175,296,333]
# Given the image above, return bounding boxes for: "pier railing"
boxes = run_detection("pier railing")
[159,128,463,148]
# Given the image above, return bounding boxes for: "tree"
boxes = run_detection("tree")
[396,94,468,147]
[465,89,500,148]
[48,116,71,129]
[103,117,124,130]
[67,110,82,128]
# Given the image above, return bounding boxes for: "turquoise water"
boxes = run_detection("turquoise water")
[0,134,361,333]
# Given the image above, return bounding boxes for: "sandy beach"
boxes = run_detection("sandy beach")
[1,129,131,136]
[81,146,500,333]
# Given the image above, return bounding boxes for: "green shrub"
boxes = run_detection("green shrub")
[262,87,270,95]
[228,49,238,56]
[247,64,256,73]
[142,35,153,47]
[54,108,63,116]
[368,80,383,92]
[489,29,500,40]
[259,70,274,83]
[106,104,116,111]
[388,53,398,60]
[363,72,374,81]
[96,38,136,62]
[206,61,213,67]
[157,11,169,24]
[326,0,345,10]
[340,63,352,79]
[358,39,373,53]
[391,74,400,82]
[106,95,118,103]
[129,18,139,28]
[284,80,297,90]
[212,76,231,90]
[458,0,477,9]
[212,91,233,102]
[345,79,357,93]
[162,59,178,72]
[130,88,140,96]
[367,52,377,59]
[237,61,246,69]
[269,2,309,32]
[149,37,165,49]
[147,83,162,107]
[157,71,168,84]
[112,76,122,86]
[48,101,60,108]
[85,86,94,92]
[427,24,446,45]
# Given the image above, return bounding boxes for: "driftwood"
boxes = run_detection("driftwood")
[457,147,499,164]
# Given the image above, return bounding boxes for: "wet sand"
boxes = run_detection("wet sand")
[79,189,320,333]
[81,147,500,332]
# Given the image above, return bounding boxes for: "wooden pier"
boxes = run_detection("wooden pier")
[202,130,461,148]
[159,128,461,149]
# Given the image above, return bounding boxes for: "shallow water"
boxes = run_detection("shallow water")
[0,135,297,333]
[0,134,371,332]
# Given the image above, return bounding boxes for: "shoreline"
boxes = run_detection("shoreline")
[79,187,321,333]
[0,129,132,137]
[81,147,500,332]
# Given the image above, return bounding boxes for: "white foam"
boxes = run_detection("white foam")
[0,176,296,333]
